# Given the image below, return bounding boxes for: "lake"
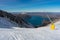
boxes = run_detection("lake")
[26,16,49,27]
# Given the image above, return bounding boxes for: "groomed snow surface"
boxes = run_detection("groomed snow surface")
[0,17,60,40]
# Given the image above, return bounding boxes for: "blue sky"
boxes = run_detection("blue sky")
[0,0,60,12]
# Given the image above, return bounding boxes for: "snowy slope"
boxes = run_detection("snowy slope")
[0,20,60,40]
[0,17,19,28]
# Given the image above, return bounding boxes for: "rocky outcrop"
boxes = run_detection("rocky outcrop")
[0,10,34,28]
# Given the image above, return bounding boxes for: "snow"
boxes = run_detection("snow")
[0,17,19,28]
[0,17,60,40]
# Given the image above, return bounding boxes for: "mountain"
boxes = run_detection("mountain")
[0,10,34,28]
[0,10,59,28]
[15,12,60,27]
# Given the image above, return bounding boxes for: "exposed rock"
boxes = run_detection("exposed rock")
[0,10,34,28]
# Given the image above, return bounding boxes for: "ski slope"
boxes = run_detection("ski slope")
[0,19,60,40]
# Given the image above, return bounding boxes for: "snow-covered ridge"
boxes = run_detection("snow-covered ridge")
[0,20,60,40]
[0,17,19,28]
[0,10,34,28]
[0,10,60,40]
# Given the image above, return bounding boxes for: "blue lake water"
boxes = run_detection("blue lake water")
[26,16,49,27]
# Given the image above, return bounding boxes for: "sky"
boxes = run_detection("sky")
[0,0,60,12]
